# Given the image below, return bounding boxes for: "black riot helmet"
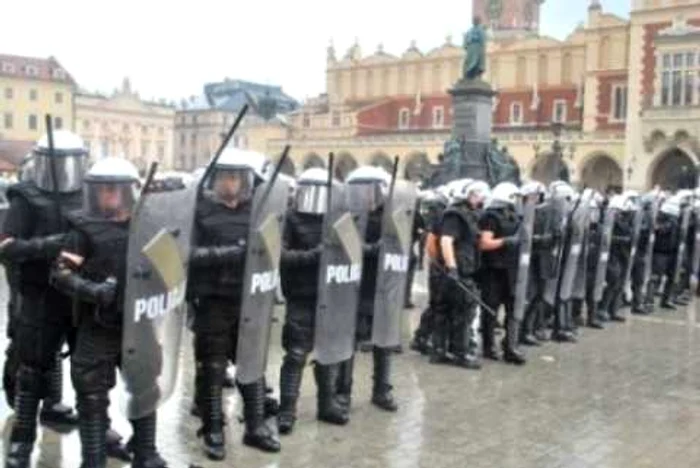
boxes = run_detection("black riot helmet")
[33,130,89,193]
[204,147,268,206]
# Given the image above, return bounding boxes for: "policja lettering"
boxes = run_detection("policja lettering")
[326,263,361,284]
[384,253,409,273]
[133,280,187,323]
[250,269,279,294]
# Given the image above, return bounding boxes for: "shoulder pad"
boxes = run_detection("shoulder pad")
[6,181,41,201]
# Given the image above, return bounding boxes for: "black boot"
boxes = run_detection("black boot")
[278,350,305,435]
[198,362,226,460]
[76,394,108,468]
[371,347,398,412]
[520,302,540,346]
[106,426,132,462]
[571,299,584,329]
[481,311,500,360]
[335,356,354,413]
[608,290,626,322]
[40,354,78,430]
[6,366,42,468]
[190,361,203,418]
[552,302,577,342]
[451,306,481,370]
[410,308,433,355]
[429,314,450,364]
[238,380,281,453]
[502,314,526,365]
[314,364,349,425]
[130,413,167,468]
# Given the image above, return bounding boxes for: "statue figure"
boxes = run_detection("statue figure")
[463,16,487,80]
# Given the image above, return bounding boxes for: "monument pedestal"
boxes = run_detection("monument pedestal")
[447,78,496,182]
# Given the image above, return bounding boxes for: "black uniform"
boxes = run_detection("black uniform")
[652,211,680,308]
[578,208,605,328]
[50,212,164,468]
[403,207,424,308]
[188,194,279,457]
[599,210,634,321]
[1,182,80,465]
[478,204,525,363]
[631,205,653,314]
[277,211,347,434]
[432,202,481,367]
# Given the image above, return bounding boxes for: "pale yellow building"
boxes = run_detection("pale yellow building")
[259,0,700,192]
[0,54,75,169]
[75,78,176,171]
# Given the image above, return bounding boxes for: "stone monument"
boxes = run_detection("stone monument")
[427,16,519,187]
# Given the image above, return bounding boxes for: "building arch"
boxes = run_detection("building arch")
[334,152,357,181]
[647,145,699,190]
[370,151,394,173]
[578,152,623,194]
[530,152,569,186]
[404,152,430,182]
[302,152,326,169]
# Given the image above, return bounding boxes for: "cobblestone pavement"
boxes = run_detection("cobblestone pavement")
[3,268,700,468]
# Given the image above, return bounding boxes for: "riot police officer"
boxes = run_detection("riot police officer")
[599,194,636,322]
[336,167,399,413]
[277,168,348,434]
[1,132,87,467]
[50,157,167,468]
[433,180,488,368]
[652,195,681,309]
[478,182,525,365]
[631,192,657,315]
[187,149,280,460]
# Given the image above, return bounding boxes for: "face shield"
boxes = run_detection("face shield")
[207,168,254,205]
[295,182,329,214]
[33,148,88,193]
[83,180,139,221]
[346,181,385,213]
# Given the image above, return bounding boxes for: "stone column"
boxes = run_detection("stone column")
[448,78,496,181]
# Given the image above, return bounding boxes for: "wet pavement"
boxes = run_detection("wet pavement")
[3,267,700,468]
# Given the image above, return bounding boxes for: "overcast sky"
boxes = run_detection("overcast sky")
[2,0,629,102]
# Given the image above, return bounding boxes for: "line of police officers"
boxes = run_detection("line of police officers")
[2,130,699,468]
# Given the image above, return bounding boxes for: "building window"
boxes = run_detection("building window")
[101,140,109,157]
[24,65,39,76]
[158,144,165,159]
[83,120,90,130]
[611,85,628,121]
[331,111,340,127]
[55,117,63,130]
[302,114,311,128]
[398,108,410,130]
[553,100,567,123]
[4,87,13,99]
[28,114,38,130]
[180,133,186,145]
[191,134,198,146]
[1,62,15,73]
[4,113,13,129]
[192,115,198,125]
[158,127,164,136]
[52,68,65,80]
[659,51,699,106]
[55,92,63,104]
[141,140,149,157]
[29,89,37,101]
[432,106,445,128]
[510,102,523,125]
[142,125,148,134]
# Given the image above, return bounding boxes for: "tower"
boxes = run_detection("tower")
[472,0,544,38]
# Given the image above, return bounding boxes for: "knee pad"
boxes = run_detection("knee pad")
[78,392,109,416]
[284,347,307,367]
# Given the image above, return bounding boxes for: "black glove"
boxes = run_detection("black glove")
[363,242,381,255]
[502,235,520,248]
[51,269,116,308]
[1,234,66,262]
[446,267,460,283]
[281,245,322,266]
[189,245,246,267]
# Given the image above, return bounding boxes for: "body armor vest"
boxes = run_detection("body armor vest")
[189,195,251,300]
[280,211,323,300]
[6,182,82,291]
[69,214,130,328]
[654,212,679,255]
[440,205,481,277]
[481,205,520,271]
[360,207,383,301]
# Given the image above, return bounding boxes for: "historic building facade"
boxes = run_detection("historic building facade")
[75,78,176,171]
[0,54,76,170]
[258,0,700,191]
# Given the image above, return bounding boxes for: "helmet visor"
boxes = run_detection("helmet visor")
[34,151,87,193]
[295,183,328,214]
[208,168,254,204]
[346,182,383,213]
[84,180,138,221]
